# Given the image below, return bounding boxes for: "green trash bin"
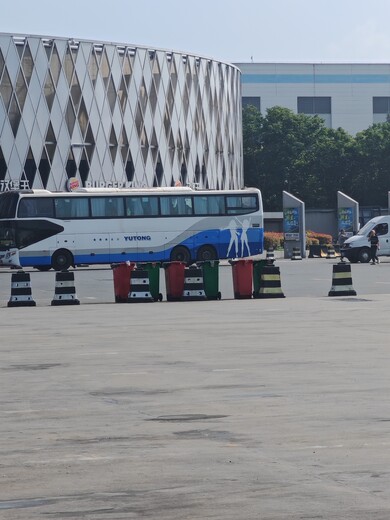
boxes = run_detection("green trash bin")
[137,262,162,301]
[253,259,267,298]
[197,260,221,300]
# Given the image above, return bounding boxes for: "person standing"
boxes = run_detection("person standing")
[369,229,380,264]
[338,229,347,262]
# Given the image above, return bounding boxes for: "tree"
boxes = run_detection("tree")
[349,122,390,207]
[242,106,355,210]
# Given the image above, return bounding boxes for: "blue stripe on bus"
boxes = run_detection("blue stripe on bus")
[20,228,264,266]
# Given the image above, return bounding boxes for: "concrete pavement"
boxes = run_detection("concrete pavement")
[2,292,390,518]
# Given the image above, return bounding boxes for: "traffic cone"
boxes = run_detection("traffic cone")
[51,271,80,305]
[291,247,302,260]
[328,264,356,296]
[128,269,154,302]
[255,265,285,298]
[326,245,337,259]
[266,247,275,264]
[182,265,207,301]
[8,271,36,307]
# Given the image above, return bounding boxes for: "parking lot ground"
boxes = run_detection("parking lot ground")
[2,289,390,519]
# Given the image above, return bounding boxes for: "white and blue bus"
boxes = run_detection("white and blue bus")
[0,187,263,270]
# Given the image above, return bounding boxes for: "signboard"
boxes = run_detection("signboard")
[0,180,30,192]
[284,207,300,240]
[338,207,354,237]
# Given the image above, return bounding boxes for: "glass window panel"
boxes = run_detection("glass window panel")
[91,197,124,217]
[54,197,89,219]
[18,198,38,217]
[242,96,260,111]
[0,67,12,111]
[298,97,314,114]
[373,97,390,114]
[160,196,192,216]
[298,97,331,114]
[125,196,158,216]
[194,195,225,215]
[0,192,18,218]
[35,198,54,217]
[226,195,257,214]
[21,44,33,85]
[314,97,331,114]
[375,223,388,235]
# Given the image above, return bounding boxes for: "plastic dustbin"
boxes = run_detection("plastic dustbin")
[230,259,253,299]
[112,262,136,302]
[197,260,221,300]
[163,261,186,301]
[137,262,162,301]
[252,259,267,298]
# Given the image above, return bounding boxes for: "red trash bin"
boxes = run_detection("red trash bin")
[230,259,253,299]
[163,261,186,301]
[112,262,136,302]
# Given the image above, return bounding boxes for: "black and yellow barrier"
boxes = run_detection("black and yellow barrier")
[266,247,275,264]
[309,244,341,258]
[254,265,285,299]
[291,247,302,260]
[328,264,356,297]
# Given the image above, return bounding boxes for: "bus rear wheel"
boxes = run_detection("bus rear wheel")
[196,245,217,262]
[51,249,73,271]
[170,246,191,264]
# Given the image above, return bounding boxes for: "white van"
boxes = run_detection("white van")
[342,216,390,263]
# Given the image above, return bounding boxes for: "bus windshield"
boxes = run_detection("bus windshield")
[0,191,19,218]
[0,187,264,270]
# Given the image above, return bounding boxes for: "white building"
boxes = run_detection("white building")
[0,34,243,193]
[236,62,390,135]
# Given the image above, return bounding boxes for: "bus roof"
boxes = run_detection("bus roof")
[10,187,260,196]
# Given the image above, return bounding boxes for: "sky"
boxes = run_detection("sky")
[2,0,390,64]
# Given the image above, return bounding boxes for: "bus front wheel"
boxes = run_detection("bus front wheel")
[170,246,191,264]
[196,245,217,262]
[51,249,73,271]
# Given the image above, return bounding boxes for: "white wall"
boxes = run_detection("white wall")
[236,63,390,135]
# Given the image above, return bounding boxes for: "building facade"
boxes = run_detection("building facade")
[0,34,243,192]
[236,62,390,135]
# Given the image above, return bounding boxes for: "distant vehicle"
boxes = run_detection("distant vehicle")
[0,187,264,271]
[342,215,390,263]
[0,247,20,268]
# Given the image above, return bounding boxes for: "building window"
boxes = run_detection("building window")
[242,96,260,111]
[373,97,390,123]
[297,97,331,128]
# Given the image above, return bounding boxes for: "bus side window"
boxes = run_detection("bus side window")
[35,198,54,217]
[106,198,124,217]
[194,197,207,215]
[125,197,144,217]
[18,199,37,217]
[209,195,225,215]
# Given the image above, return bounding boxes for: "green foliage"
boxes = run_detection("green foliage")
[264,230,332,250]
[242,105,390,210]
[306,230,333,246]
[264,232,284,250]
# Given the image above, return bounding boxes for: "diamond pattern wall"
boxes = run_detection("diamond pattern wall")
[0,34,243,191]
